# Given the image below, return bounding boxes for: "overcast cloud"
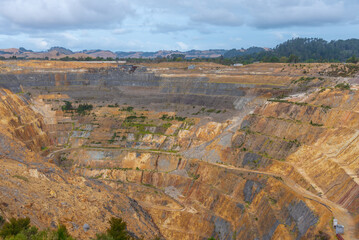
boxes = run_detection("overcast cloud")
[0,0,358,51]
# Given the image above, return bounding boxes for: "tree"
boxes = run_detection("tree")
[279,56,288,63]
[346,55,358,63]
[106,217,131,240]
[55,224,72,240]
[61,101,73,111]
[76,103,93,115]
[0,217,30,238]
[288,54,299,63]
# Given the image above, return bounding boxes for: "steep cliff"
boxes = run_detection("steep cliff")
[0,89,162,239]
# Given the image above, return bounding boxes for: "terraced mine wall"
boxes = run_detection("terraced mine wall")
[2,63,355,239]
[0,68,289,109]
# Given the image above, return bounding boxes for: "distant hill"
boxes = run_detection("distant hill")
[273,38,359,62]
[224,38,359,63]
[115,49,226,59]
[223,47,268,58]
[48,46,73,55]
[1,38,359,63]
[0,47,227,60]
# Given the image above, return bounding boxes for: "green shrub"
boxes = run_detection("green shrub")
[335,83,351,90]
[0,217,74,240]
[0,216,4,227]
[76,104,93,115]
[310,120,323,127]
[122,106,134,112]
[95,233,115,240]
[0,217,30,238]
[106,217,131,240]
[108,104,119,108]
[55,224,72,240]
[292,76,315,84]
[61,101,73,111]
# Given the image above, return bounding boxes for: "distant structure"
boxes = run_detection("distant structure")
[333,218,344,235]
[119,65,137,73]
[336,225,344,234]
[233,63,243,67]
[188,65,196,70]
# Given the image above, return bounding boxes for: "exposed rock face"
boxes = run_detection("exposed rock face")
[287,200,318,239]
[0,88,50,152]
[0,89,162,239]
[0,61,358,239]
[0,66,288,111]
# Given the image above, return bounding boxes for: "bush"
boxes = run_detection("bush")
[0,217,75,240]
[335,83,351,90]
[0,217,30,238]
[125,107,134,112]
[76,104,93,115]
[106,217,131,240]
[55,224,72,240]
[95,233,115,240]
[0,216,4,227]
[61,101,73,111]
[346,55,358,64]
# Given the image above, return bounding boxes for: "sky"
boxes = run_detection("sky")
[0,0,358,52]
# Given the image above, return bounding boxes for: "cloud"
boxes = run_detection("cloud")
[0,0,358,52]
[151,24,191,33]
[190,8,243,26]
[1,0,358,33]
[113,28,132,34]
[176,41,189,50]
[132,0,359,29]
[0,0,134,31]
[31,39,50,50]
[247,0,350,28]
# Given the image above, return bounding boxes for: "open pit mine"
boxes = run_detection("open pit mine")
[0,60,358,240]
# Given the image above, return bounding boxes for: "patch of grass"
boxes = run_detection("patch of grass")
[268,197,277,205]
[40,146,48,151]
[120,106,134,112]
[162,123,172,129]
[292,76,316,84]
[335,83,351,90]
[273,176,283,181]
[321,104,331,112]
[108,132,117,144]
[142,183,157,188]
[108,103,119,108]
[125,115,146,122]
[268,99,289,103]
[13,175,29,182]
[288,139,301,147]
[310,120,323,127]
[188,172,200,180]
[160,114,187,121]
[90,173,104,179]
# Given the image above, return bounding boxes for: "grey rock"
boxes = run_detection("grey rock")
[242,152,262,167]
[287,200,318,239]
[83,223,90,232]
[243,180,262,203]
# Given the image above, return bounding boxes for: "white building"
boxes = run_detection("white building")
[233,63,243,67]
